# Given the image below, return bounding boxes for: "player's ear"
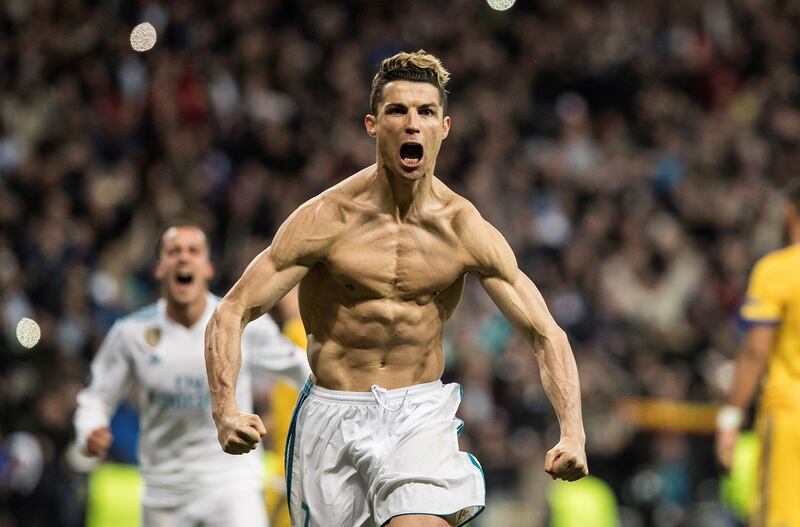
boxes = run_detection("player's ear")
[786,201,798,221]
[365,114,377,137]
[154,260,165,280]
[442,115,451,139]
[206,261,215,280]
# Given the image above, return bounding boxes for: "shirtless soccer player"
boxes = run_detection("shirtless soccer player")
[75,224,311,527]
[205,50,588,527]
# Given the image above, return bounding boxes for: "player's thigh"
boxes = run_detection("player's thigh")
[141,505,186,527]
[202,487,268,527]
[387,514,451,527]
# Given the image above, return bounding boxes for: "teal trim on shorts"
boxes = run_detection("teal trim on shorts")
[301,501,311,527]
[457,386,465,437]
[467,453,484,481]
[463,454,487,527]
[379,451,487,526]
[285,377,313,518]
[467,452,486,498]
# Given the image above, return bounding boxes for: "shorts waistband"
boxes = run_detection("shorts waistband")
[309,379,443,404]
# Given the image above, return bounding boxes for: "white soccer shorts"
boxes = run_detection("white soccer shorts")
[285,378,485,527]
[141,485,267,527]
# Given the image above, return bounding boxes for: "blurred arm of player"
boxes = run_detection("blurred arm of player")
[715,325,776,470]
[205,200,337,455]
[74,323,134,458]
[459,207,588,482]
[242,295,310,387]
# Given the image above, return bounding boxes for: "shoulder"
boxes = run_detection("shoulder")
[280,191,347,232]
[751,246,798,279]
[444,190,516,279]
[116,302,160,332]
[101,302,159,352]
[119,302,159,322]
[270,189,347,267]
[271,170,374,266]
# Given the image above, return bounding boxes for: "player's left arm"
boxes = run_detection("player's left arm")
[716,256,782,469]
[459,206,587,482]
[715,325,775,470]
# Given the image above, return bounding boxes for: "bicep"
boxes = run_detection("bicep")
[744,324,778,360]
[463,211,555,334]
[225,199,338,318]
[224,247,310,320]
[479,270,561,339]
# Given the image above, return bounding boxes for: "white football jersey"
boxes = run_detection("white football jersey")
[74,293,311,507]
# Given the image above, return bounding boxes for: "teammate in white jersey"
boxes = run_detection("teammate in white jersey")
[74,223,311,527]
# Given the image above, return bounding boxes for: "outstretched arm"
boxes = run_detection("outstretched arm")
[461,208,587,481]
[205,198,338,454]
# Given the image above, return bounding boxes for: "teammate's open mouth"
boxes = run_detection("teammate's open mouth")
[400,142,423,169]
[176,272,194,285]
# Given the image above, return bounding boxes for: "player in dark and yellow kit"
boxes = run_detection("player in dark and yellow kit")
[716,179,800,526]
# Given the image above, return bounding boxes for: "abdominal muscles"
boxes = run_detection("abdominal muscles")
[302,293,449,391]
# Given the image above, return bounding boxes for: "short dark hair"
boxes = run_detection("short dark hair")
[156,220,209,257]
[369,50,450,115]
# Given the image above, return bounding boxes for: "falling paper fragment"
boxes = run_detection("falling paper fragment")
[16,318,41,349]
[487,0,516,10]
[130,22,157,52]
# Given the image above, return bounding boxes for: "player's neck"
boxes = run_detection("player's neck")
[165,294,207,328]
[787,207,800,245]
[375,165,434,221]
[790,224,800,246]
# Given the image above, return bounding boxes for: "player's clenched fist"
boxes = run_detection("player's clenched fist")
[544,438,588,482]
[216,412,267,455]
[714,428,738,471]
[85,426,113,458]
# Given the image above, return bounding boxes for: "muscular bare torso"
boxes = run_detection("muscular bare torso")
[295,169,477,390]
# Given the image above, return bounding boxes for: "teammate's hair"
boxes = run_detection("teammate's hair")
[370,50,450,115]
[156,219,210,257]
[787,177,800,211]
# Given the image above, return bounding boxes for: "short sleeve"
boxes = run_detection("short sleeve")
[740,257,784,325]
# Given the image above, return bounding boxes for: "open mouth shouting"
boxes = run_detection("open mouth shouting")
[174,271,195,288]
[399,142,424,171]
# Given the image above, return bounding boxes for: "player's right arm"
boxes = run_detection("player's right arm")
[205,197,341,454]
[716,256,781,470]
[74,322,135,458]
[456,203,587,482]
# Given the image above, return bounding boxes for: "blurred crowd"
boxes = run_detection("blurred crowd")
[2,0,799,525]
